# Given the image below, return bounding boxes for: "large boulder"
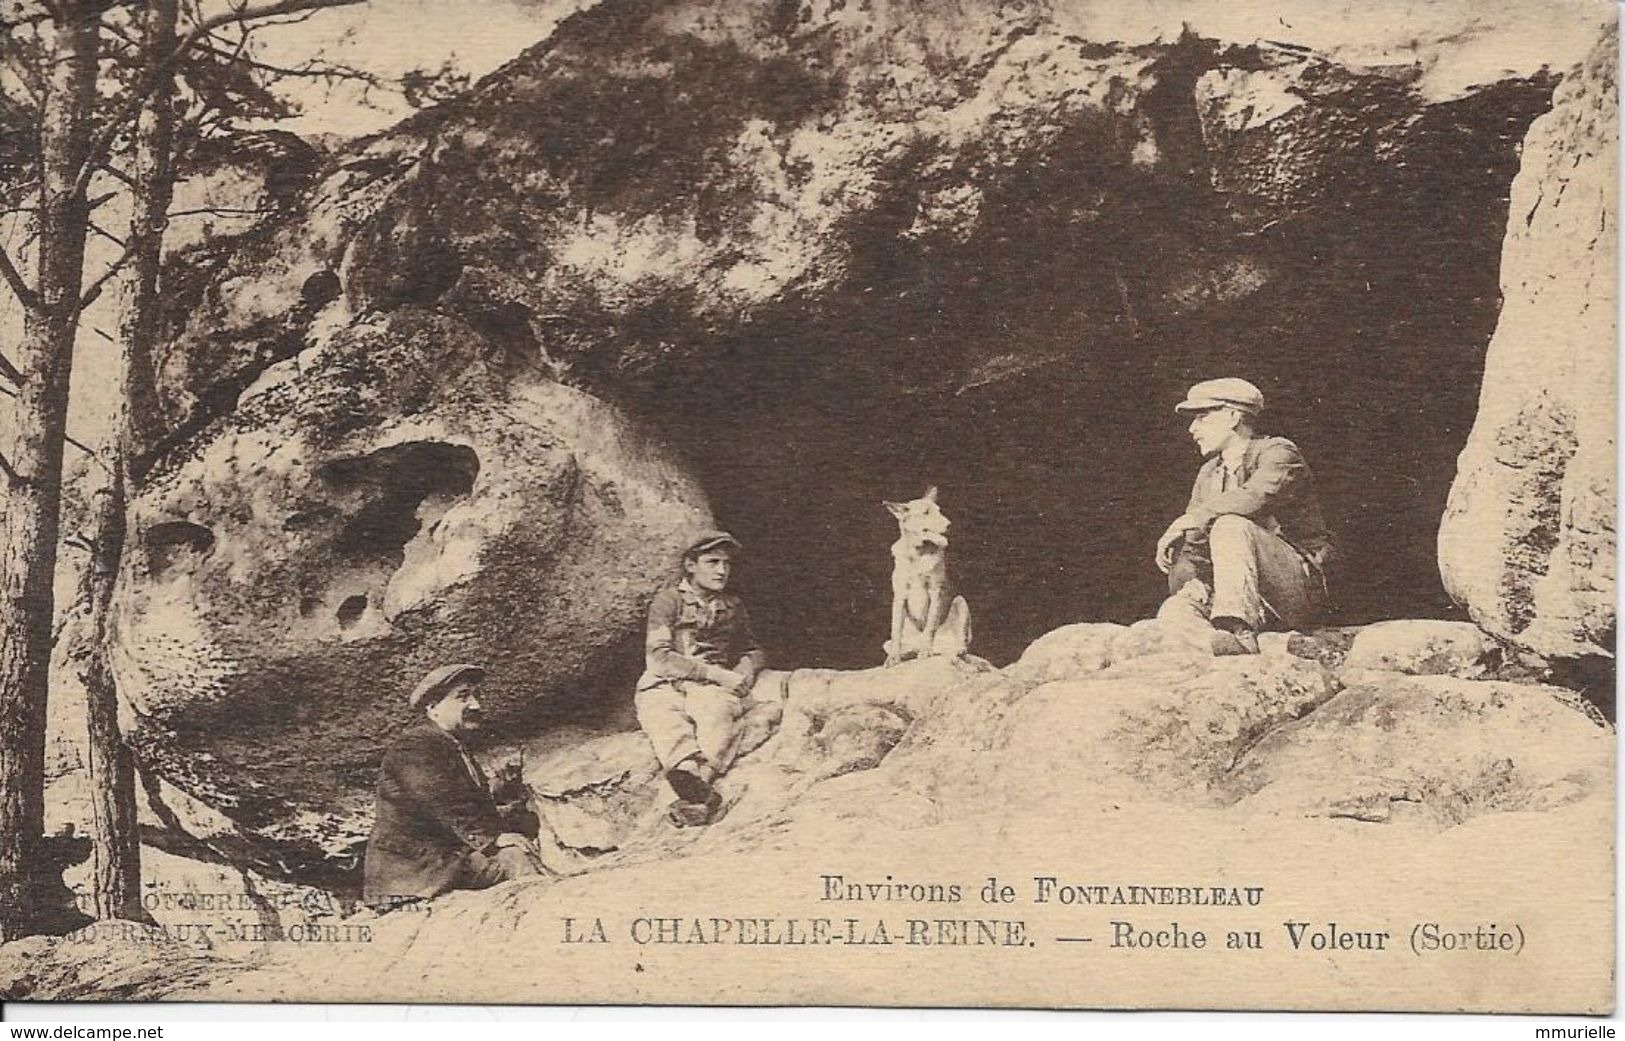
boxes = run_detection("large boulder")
[111,309,710,868]
[1221,675,1611,822]
[984,654,1341,812]
[1342,619,1504,678]
[1439,26,1617,660]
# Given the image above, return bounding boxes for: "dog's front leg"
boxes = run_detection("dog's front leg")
[921,583,942,658]
[885,580,906,667]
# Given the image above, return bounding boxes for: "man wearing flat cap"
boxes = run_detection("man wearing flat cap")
[1156,377,1334,654]
[635,531,766,825]
[363,663,544,908]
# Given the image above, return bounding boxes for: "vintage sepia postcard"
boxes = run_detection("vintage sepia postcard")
[0,0,1614,1014]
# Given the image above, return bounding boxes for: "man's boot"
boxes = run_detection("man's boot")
[668,790,723,828]
[665,755,715,803]
[1210,615,1260,656]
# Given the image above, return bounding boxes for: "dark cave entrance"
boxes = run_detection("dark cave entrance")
[631,72,1556,670]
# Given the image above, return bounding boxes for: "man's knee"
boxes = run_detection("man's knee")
[491,846,544,881]
[1208,514,1264,551]
[635,685,690,737]
[459,851,503,890]
[635,684,682,717]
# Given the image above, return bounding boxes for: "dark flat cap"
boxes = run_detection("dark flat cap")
[683,530,743,559]
[409,663,486,709]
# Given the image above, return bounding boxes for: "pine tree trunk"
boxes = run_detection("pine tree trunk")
[77,460,144,920]
[121,0,176,468]
[0,4,102,942]
[78,0,180,922]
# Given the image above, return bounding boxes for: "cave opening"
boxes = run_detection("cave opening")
[335,593,369,629]
[317,440,481,567]
[144,520,216,577]
[632,70,1556,670]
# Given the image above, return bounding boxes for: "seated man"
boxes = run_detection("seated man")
[363,663,544,909]
[1155,378,1334,654]
[635,531,766,826]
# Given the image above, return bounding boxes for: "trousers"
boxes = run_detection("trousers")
[635,680,746,773]
[1170,514,1325,631]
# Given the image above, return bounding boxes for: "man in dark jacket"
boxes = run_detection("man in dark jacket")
[363,663,543,909]
[1155,378,1334,654]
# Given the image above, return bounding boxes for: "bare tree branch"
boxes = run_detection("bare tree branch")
[1,53,46,106]
[0,447,24,485]
[95,163,138,189]
[0,245,38,310]
[0,349,24,386]
[77,241,135,310]
[214,5,324,32]
[192,40,377,84]
[87,220,126,248]
[0,383,103,461]
[167,203,270,217]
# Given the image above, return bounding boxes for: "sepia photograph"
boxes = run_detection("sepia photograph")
[0,0,1615,1015]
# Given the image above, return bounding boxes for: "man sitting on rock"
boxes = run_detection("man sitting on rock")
[363,663,545,909]
[636,531,766,827]
[1155,378,1334,655]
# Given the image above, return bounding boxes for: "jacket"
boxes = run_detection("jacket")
[1184,435,1334,567]
[636,579,765,692]
[362,723,526,906]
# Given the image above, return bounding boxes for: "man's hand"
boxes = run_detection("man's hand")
[1156,515,1196,574]
[710,666,753,698]
[488,757,531,807]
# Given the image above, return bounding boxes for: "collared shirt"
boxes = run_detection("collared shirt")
[1184,435,1334,566]
[1218,441,1248,491]
[637,578,765,691]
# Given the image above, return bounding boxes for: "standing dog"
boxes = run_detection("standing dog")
[883,487,972,665]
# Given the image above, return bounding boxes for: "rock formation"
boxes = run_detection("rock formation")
[3,616,1610,1003]
[62,0,1610,883]
[111,309,709,869]
[1440,25,1617,664]
[138,0,1578,676]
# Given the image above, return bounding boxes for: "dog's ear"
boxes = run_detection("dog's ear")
[884,500,907,518]
[922,485,939,503]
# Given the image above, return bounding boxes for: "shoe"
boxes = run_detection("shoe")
[665,760,714,804]
[1210,619,1260,656]
[667,791,723,828]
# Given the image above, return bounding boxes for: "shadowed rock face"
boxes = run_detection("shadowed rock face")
[146,0,1565,672]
